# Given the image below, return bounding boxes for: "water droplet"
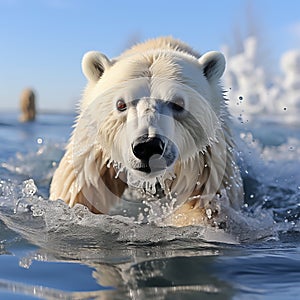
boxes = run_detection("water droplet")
[37,138,43,144]
[206,208,212,219]
[22,179,37,197]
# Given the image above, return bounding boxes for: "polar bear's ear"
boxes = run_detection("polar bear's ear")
[198,51,226,83]
[82,51,112,82]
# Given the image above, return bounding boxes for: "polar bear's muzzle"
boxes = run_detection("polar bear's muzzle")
[130,134,177,175]
[132,135,164,173]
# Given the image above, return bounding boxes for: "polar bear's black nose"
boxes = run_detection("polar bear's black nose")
[132,136,165,161]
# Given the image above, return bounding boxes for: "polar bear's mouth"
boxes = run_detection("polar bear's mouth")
[130,135,177,176]
[131,154,167,174]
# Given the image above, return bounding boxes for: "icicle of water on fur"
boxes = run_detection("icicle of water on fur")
[114,162,124,179]
[106,159,125,178]
[126,171,156,194]
[127,168,176,196]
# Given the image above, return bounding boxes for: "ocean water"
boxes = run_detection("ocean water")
[0,111,299,300]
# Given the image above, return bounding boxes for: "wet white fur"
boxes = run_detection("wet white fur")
[50,37,243,223]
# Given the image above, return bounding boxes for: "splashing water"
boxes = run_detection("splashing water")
[0,172,278,247]
[107,157,177,199]
[0,116,299,248]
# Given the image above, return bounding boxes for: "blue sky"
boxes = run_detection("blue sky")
[0,0,300,111]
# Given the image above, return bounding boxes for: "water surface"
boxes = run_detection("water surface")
[0,112,299,299]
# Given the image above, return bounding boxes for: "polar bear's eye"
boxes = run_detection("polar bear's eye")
[168,96,185,112]
[116,99,127,111]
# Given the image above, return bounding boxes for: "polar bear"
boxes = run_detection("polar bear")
[19,88,36,122]
[50,37,244,226]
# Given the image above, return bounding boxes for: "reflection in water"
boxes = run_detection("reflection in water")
[0,200,240,299]
[1,241,236,299]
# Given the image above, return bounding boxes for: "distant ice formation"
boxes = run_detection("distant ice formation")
[223,37,300,124]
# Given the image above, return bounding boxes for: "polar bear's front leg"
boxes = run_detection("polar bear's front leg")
[162,193,226,227]
[50,148,127,214]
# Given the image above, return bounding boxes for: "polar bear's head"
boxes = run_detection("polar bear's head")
[76,48,226,192]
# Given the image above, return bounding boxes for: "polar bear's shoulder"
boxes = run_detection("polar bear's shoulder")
[120,36,201,59]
